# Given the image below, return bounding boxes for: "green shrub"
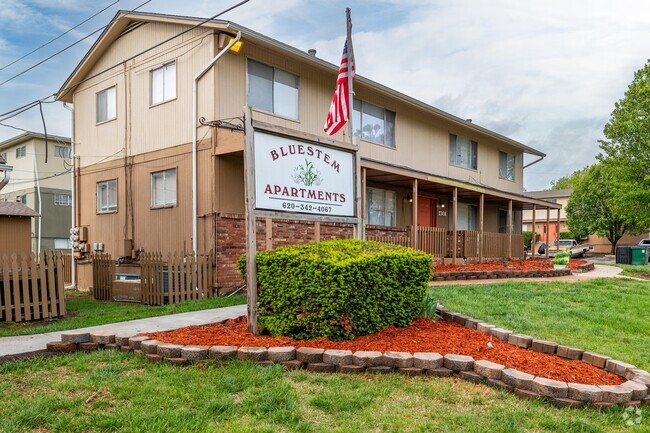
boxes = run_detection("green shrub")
[237,239,432,340]
[522,231,533,248]
[552,251,571,265]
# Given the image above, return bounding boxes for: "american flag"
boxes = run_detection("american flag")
[324,40,355,136]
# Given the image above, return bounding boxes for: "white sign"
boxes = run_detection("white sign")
[254,131,355,217]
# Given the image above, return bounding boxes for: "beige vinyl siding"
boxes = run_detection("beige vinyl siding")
[74,22,215,168]
[215,40,524,194]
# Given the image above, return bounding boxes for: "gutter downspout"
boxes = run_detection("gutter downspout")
[33,158,42,256]
[524,154,545,169]
[63,102,76,289]
[0,159,11,191]
[192,31,241,254]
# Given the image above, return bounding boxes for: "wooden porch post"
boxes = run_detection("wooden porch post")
[545,208,550,259]
[412,179,418,249]
[361,167,367,239]
[453,187,458,264]
[507,200,513,259]
[532,204,536,259]
[557,208,561,244]
[479,193,484,260]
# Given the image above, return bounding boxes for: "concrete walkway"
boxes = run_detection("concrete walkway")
[428,264,640,286]
[0,304,246,359]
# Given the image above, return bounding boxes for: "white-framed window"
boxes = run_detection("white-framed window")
[54,194,72,206]
[366,187,396,227]
[96,86,116,123]
[453,202,477,231]
[151,168,177,208]
[0,152,7,163]
[352,99,396,147]
[247,59,299,120]
[96,179,117,213]
[150,61,176,105]
[15,146,26,159]
[499,151,515,181]
[54,238,71,250]
[54,145,70,159]
[449,134,477,170]
[17,194,27,204]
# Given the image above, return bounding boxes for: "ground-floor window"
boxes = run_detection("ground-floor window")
[54,239,71,249]
[453,202,477,230]
[367,187,396,227]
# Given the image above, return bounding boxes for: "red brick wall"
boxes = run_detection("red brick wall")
[366,225,408,238]
[215,213,353,292]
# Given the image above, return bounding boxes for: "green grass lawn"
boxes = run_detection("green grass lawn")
[430,278,650,370]
[602,263,650,280]
[0,292,246,337]
[1,351,648,433]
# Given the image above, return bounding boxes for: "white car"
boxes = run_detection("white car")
[639,238,650,246]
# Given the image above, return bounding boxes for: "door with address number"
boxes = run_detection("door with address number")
[417,196,437,227]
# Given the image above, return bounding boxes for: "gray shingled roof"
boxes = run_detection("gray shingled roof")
[0,201,39,217]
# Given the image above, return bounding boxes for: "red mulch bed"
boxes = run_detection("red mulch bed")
[433,258,589,273]
[143,316,623,386]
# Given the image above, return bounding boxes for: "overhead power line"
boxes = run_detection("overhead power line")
[0,0,122,72]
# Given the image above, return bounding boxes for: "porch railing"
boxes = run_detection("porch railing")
[368,227,525,260]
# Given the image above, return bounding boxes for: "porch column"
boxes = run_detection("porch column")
[545,208,550,259]
[479,193,484,260]
[411,179,418,249]
[453,187,458,264]
[557,208,561,244]
[507,199,513,259]
[532,204,536,259]
[361,167,367,239]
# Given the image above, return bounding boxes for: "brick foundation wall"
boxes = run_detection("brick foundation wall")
[215,213,353,291]
[366,225,409,238]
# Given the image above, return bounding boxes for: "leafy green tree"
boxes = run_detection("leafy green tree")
[565,164,644,254]
[549,167,589,190]
[599,59,650,226]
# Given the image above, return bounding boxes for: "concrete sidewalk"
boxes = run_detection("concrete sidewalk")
[0,304,246,359]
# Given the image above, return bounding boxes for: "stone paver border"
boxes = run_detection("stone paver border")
[39,307,649,411]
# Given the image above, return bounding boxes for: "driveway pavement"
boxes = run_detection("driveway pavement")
[0,304,246,359]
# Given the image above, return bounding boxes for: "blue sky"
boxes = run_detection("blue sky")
[1,0,649,190]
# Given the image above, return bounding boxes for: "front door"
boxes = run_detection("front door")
[417,196,437,227]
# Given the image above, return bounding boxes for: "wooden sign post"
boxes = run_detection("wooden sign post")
[243,106,258,335]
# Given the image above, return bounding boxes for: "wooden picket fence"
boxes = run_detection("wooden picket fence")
[62,254,73,285]
[141,251,214,306]
[0,251,66,322]
[92,253,115,301]
[366,235,411,247]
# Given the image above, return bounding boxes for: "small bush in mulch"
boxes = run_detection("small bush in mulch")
[237,240,432,341]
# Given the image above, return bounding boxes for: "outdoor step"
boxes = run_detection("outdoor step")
[413,352,443,369]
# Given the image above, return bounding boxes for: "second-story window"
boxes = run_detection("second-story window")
[96,86,116,123]
[54,145,70,158]
[55,194,72,206]
[15,146,26,159]
[150,61,176,105]
[352,99,396,147]
[499,151,515,181]
[1,152,7,162]
[449,134,477,170]
[247,59,299,120]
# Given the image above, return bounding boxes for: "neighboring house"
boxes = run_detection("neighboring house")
[0,132,72,253]
[56,11,559,291]
[0,201,40,258]
[522,189,647,253]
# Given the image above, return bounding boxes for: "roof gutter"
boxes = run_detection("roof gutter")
[192,30,241,254]
[524,154,545,169]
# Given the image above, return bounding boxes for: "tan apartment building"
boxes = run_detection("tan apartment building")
[57,11,560,291]
[0,132,72,253]
[522,189,647,253]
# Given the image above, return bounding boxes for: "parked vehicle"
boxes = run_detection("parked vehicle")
[639,238,650,246]
[549,239,593,258]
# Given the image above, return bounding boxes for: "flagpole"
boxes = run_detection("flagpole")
[346,8,363,240]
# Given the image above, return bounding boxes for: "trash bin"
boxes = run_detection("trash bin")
[630,246,649,265]
[616,245,632,264]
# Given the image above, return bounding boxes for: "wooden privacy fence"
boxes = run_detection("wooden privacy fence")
[62,254,72,285]
[92,253,115,301]
[1,251,66,323]
[141,251,214,306]
[366,235,411,247]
